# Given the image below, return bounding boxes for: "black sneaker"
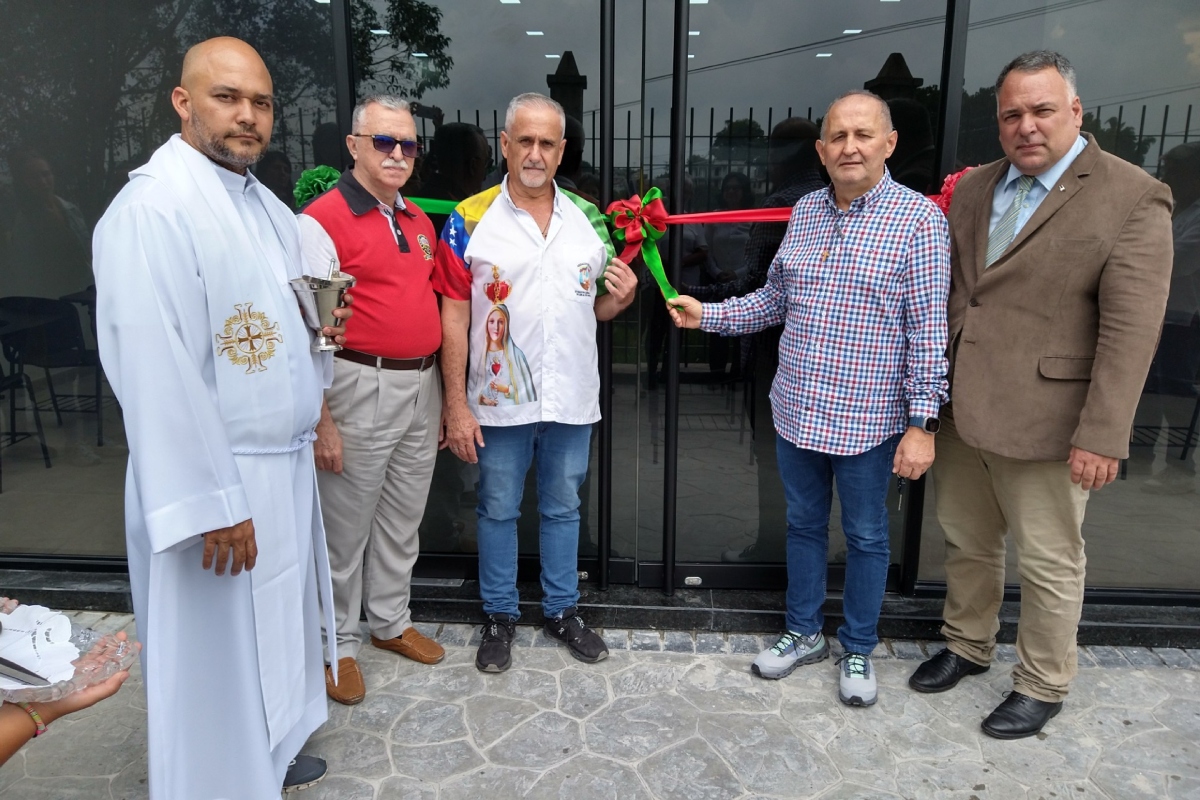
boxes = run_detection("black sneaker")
[476,614,516,672]
[282,755,327,793]
[544,607,609,663]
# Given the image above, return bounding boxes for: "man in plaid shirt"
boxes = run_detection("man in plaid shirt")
[671,90,950,707]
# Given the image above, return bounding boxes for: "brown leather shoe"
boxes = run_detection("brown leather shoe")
[371,627,445,665]
[324,656,365,705]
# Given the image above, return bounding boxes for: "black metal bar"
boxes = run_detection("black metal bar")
[597,0,616,592]
[933,0,971,184]
[662,0,689,597]
[1157,105,1170,177]
[329,0,356,168]
[899,474,929,596]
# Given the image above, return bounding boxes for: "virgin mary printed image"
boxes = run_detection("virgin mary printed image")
[477,303,537,406]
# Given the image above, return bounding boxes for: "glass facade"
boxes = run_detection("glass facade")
[1,0,1195,601]
[916,0,1200,592]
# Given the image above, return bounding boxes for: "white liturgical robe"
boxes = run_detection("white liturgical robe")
[93,135,336,800]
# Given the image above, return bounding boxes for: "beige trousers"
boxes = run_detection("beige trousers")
[932,408,1090,702]
[318,357,441,660]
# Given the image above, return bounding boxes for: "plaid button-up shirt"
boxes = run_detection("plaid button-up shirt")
[700,172,950,455]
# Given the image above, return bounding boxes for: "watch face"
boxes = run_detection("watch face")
[926,418,941,433]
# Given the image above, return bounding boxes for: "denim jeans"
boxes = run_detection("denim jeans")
[476,422,593,619]
[775,432,900,654]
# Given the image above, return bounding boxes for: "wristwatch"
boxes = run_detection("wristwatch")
[907,416,940,434]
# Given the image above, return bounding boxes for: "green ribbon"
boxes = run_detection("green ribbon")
[406,197,459,216]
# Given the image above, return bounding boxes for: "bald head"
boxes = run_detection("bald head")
[172,37,275,173]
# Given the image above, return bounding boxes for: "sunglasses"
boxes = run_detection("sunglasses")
[354,134,421,158]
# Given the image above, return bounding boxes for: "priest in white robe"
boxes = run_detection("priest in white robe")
[92,37,343,799]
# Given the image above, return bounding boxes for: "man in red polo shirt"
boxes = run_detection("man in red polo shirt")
[298,95,451,705]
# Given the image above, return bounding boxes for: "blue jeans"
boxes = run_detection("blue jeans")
[776,433,899,654]
[476,422,593,619]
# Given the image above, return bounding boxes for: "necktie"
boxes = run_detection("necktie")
[985,174,1035,267]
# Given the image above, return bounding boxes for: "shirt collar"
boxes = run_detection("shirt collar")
[336,169,414,217]
[1003,134,1088,194]
[213,161,256,195]
[822,168,894,214]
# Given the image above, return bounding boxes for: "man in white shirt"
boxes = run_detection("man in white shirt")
[438,93,636,672]
[92,37,346,797]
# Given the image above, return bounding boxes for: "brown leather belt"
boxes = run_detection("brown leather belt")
[335,348,436,371]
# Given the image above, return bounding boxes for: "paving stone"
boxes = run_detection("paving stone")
[485,668,559,709]
[728,633,762,654]
[979,724,1103,784]
[66,610,105,629]
[438,767,540,799]
[585,693,700,761]
[531,628,560,648]
[894,760,1026,799]
[600,628,629,650]
[438,623,475,647]
[558,667,609,719]
[376,776,439,799]
[1186,649,1200,665]
[1091,762,1170,799]
[1150,696,1200,739]
[348,691,416,736]
[677,659,780,714]
[524,753,652,800]
[463,694,541,748]
[1086,645,1130,667]
[22,702,140,778]
[609,661,684,697]
[109,757,149,800]
[638,737,743,800]
[381,663,485,703]
[630,630,662,651]
[1073,705,1165,748]
[390,699,469,745]
[0,777,116,799]
[1023,781,1110,800]
[1085,669,1171,709]
[889,640,925,660]
[511,625,537,648]
[1152,647,1195,669]
[699,713,839,797]
[485,711,582,767]
[388,740,485,782]
[814,783,904,800]
[1075,646,1098,667]
[663,630,695,653]
[695,632,726,654]
[824,724,899,794]
[1167,775,1200,800]
[1119,647,1164,667]
[300,775,376,800]
[315,695,355,736]
[304,728,392,781]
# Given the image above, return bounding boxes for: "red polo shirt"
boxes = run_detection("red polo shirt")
[299,170,449,359]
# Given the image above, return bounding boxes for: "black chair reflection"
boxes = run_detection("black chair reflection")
[1127,320,1200,474]
[0,324,53,494]
[0,296,105,448]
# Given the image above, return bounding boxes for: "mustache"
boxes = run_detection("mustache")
[225,125,262,142]
[522,161,545,170]
[381,158,409,169]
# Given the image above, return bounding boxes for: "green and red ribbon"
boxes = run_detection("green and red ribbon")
[605,188,794,301]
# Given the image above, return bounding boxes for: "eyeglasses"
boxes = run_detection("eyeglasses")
[353,134,421,158]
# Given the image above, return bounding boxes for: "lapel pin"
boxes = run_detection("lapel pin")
[1058,185,1065,192]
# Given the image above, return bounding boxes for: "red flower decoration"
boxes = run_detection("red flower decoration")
[927,167,974,215]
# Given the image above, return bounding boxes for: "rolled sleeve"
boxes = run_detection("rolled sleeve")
[902,211,951,419]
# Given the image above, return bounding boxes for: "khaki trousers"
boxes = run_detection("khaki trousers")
[318,357,441,660]
[932,408,1090,702]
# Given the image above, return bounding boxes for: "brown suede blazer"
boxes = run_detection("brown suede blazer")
[946,134,1173,461]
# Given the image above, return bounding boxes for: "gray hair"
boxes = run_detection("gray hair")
[351,94,413,133]
[504,92,566,138]
[995,50,1077,99]
[819,90,893,140]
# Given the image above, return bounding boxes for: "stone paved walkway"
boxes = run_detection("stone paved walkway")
[1,613,1198,799]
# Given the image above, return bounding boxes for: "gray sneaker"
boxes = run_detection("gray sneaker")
[751,631,829,679]
[837,653,877,706]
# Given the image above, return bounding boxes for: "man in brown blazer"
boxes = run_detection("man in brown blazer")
[908,51,1173,739]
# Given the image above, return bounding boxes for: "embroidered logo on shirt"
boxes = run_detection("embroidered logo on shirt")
[417,233,433,261]
[215,303,283,374]
[577,264,591,293]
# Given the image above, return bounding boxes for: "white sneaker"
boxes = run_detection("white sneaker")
[838,653,877,706]
[751,631,828,679]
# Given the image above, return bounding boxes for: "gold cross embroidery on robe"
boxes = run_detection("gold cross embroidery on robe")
[215,303,283,374]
